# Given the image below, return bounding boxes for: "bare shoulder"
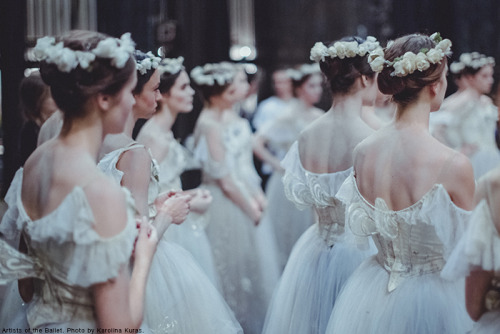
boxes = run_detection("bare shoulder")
[84,174,129,238]
[439,149,475,210]
[118,144,152,172]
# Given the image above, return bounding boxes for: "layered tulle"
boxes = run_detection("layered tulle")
[326,256,472,334]
[143,239,242,334]
[263,224,375,334]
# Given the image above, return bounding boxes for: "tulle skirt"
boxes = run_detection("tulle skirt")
[203,184,276,334]
[263,224,375,334]
[471,311,500,334]
[144,239,242,334]
[326,256,474,334]
[0,282,29,329]
[163,213,220,290]
[264,172,315,270]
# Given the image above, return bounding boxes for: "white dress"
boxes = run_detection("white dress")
[435,99,500,179]
[326,173,474,334]
[442,189,500,333]
[258,113,316,271]
[156,132,219,288]
[262,142,376,334]
[0,168,137,330]
[194,116,278,334]
[98,143,242,334]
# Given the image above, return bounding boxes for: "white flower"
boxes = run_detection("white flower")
[33,36,56,60]
[399,52,417,74]
[344,41,359,58]
[334,42,347,59]
[75,51,96,69]
[159,57,184,75]
[392,60,405,77]
[426,48,445,64]
[450,62,465,74]
[415,52,430,71]
[436,39,452,55]
[310,42,328,62]
[327,46,338,58]
[369,55,385,72]
[56,47,79,72]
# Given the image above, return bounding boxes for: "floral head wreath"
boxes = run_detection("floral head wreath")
[309,36,381,63]
[450,52,495,74]
[135,51,162,75]
[190,62,237,86]
[31,33,135,73]
[368,32,452,77]
[158,57,185,75]
[287,63,321,81]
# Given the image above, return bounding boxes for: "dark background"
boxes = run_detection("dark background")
[1,0,500,195]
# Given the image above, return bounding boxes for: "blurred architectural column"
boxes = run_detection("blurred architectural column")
[228,0,256,61]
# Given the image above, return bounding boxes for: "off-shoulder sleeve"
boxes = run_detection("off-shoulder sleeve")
[26,188,137,287]
[0,169,24,240]
[193,135,231,179]
[281,141,313,210]
[442,199,499,280]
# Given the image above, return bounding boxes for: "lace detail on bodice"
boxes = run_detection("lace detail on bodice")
[158,133,199,192]
[98,142,160,218]
[0,169,137,327]
[194,117,261,189]
[338,173,471,292]
[281,141,352,246]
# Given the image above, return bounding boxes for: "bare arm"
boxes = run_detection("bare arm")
[466,269,494,321]
[252,133,284,173]
[204,124,262,224]
[89,180,157,329]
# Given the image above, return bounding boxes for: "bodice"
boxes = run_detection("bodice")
[157,133,199,192]
[338,173,471,292]
[0,169,137,327]
[281,141,352,247]
[444,99,498,153]
[98,142,160,218]
[194,117,261,189]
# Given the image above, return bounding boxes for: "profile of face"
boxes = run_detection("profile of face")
[272,70,293,99]
[431,64,449,112]
[296,73,323,106]
[39,96,58,124]
[104,71,138,134]
[221,70,249,105]
[134,69,161,119]
[163,70,195,114]
[468,65,494,95]
[361,74,379,107]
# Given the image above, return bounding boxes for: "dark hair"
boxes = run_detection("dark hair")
[291,67,322,96]
[39,30,136,122]
[191,62,237,102]
[158,70,182,95]
[377,34,447,106]
[19,71,51,122]
[133,50,158,95]
[319,36,375,94]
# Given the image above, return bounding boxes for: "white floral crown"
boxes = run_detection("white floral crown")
[136,51,162,75]
[32,33,135,73]
[286,63,321,81]
[450,52,495,74]
[368,32,452,77]
[310,36,381,63]
[190,62,237,86]
[158,57,185,75]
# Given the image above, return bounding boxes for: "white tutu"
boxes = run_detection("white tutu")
[327,255,471,334]
[262,171,314,270]
[144,239,242,334]
[163,214,220,290]
[203,184,274,334]
[263,224,375,334]
[0,282,29,329]
[471,311,500,334]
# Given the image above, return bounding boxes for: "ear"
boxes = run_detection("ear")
[428,81,439,97]
[360,75,369,88]
[96,93,112,111]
